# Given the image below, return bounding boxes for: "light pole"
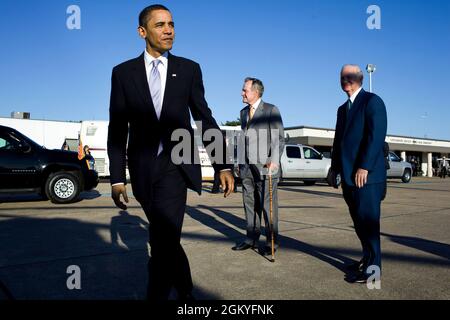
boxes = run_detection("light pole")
[366,64,376,93]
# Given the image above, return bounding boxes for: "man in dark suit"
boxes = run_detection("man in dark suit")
[331,64,387,283]
[107,4,234,300]
[232,78,285,256]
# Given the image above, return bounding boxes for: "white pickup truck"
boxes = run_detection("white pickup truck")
[280,144,339,186]
[387,151,412,183]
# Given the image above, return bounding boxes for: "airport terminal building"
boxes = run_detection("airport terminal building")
[285,126,450,177]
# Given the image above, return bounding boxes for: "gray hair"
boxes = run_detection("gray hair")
[341,64,364,85]
[245,77,264,97]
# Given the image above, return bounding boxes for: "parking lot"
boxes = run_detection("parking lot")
[0,177,449,300]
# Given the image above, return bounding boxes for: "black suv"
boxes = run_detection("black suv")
[0,125,98,203]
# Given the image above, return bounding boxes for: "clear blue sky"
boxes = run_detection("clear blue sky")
[0,0,449,140]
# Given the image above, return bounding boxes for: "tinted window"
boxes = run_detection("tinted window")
[0,133,18,151]
[389,152,400,162]
[286,146,301,159]
[304,147,322,160]
[0,137,7,149]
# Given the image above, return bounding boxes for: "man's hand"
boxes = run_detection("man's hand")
[219,170,235,198]
[112,184,129,210]
[355,168,368,188]
[265,162,279,175]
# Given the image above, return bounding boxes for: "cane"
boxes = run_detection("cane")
[268,172,275,263]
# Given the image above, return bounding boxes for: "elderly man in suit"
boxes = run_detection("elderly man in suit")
[232,77,285,256]
[107,4,234,300]
[331,64,387,283]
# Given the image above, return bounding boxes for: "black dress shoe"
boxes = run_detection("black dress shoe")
[345,271,370,284]
[232,242,255,251]
[346,260,365,272]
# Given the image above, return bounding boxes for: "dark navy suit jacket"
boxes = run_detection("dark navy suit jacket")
[107,53,231,203]
[331,89,388,187]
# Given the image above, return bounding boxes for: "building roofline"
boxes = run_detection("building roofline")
[285,125,450,143]
[0,116,82,124]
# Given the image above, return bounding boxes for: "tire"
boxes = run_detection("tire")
[401,169,412,183]
[45,171,81,204]
[303,180,316,186]
[326,169,341,187]
[279,168,284,184]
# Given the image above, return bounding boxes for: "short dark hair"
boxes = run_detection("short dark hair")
[139,4,170,27]
[245,77,264,97]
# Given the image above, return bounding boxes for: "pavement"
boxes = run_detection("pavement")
[0,177,449,300]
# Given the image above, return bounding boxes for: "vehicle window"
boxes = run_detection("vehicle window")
[0,134,18,151]
[286,146,301,159]
[389,152,400,162]
[86,126,98,136]
[304,147,322,160]
[0,137,9,149]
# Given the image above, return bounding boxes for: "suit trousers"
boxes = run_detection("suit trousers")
[140,153,192,300]
[241,164,279,247]
[342,182,384,274]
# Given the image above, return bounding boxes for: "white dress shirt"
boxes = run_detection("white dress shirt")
[349,87,363,104]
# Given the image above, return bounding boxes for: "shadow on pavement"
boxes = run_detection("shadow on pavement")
[277,187,343,199]
[0,188,102,204]
[185,205,450,273]
[0,208,224,300]
[186,205,353,274]
[0,211,148,299]
[79,189,102,200]
[0,193,46,203]
[380,232,450,260]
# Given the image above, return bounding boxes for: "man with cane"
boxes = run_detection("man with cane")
[232,77,284,258]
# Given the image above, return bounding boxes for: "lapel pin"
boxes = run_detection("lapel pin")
[172,74,177,77]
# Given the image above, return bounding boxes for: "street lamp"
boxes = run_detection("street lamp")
[366,64,376,93]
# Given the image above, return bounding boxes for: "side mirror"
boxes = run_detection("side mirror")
[285,134,290,143]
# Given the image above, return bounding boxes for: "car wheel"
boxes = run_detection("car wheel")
[45,171,81,204]
[326,169,341,187]
[401,169,412,183]
[279,168,284,184]
[303,180,316,186]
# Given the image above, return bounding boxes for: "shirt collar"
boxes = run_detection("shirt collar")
[251,98,262,110]
[144,50,169,68]
[349,87,363,104]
